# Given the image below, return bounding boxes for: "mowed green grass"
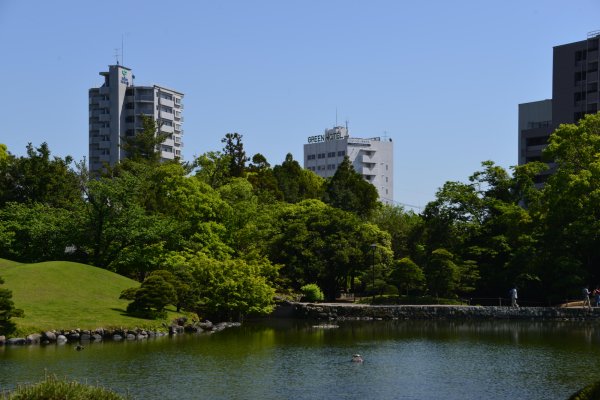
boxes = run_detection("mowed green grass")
[0,259,177,334]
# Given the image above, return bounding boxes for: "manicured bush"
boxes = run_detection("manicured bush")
[300,283,324,302]
[1,375,128,399]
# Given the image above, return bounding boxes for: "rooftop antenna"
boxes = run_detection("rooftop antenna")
[114,48,120,65]
[382,130,389,140]
[121,34,124,67]
[335,107,338,127]
[345,119,349,132]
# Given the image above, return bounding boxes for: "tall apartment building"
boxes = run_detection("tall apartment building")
[519,31,600,182]
[89,64,184,174]
[303,126,394,204]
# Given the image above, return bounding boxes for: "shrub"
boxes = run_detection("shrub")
[125,275,176,319]
[300,283,324,302]
[1,374,128,399]
[0,276,23,335]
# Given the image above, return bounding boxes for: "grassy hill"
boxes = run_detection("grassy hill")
[0,258,178,334]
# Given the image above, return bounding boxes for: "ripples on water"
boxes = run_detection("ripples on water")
[1,320,599,400]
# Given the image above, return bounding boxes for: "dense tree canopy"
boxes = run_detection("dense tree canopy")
[3,114,600,318]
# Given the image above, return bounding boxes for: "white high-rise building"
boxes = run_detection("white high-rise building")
[88,64,184,174]
[303,126,394,204]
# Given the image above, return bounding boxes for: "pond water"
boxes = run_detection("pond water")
[1,319,599,399]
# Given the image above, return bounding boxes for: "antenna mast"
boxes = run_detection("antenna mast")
[114,48,120,65]
[121,34,124,66]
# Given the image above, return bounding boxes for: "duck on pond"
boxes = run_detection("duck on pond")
[351,354,364,363]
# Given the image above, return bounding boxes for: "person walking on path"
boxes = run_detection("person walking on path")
[582,287,592,309]
[594,287,600,307]
[510,287,519,308]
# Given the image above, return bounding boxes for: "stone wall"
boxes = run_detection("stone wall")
[287,302,600,321]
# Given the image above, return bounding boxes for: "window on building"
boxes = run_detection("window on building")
[160,105,173,113]
[575,50,587,62]
[575,71,587,83]
[327,152,336,157]
[526,136,548,147]
[307,154,316,160]
[337,151,345,156]
[318,153,325,159]
[160,92,173,101]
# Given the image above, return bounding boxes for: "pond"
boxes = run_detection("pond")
[0,319,598,399]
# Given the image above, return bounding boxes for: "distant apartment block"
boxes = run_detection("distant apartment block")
[89,65,184,174]
[519,31,600,183]
[303,126,394,204]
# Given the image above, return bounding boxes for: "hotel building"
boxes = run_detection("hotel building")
[88,65,184,174]
[303,126,394,204]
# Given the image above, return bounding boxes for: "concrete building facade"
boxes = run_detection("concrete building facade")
[303,126,394,204]
[89,65,184,174]
[519,31,600,182]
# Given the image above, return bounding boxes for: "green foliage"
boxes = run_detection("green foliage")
[390,257,426,295]
[0,202,81,263]
[120,115,168,165]
[300,283,324,302]
[0,142,80,209]
[221,132,248,178]
[370,204,423,260]
[180,253,276,321]
[193,151,232,189]
[268,200,393,300]
[0,276,23,335]
[126,275,176,318]
[539,112,600,297]
[2,374,129,400]
[322,156,379,217]
[272,153,323,203]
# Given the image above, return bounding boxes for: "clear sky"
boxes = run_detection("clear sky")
[1,1,599,209]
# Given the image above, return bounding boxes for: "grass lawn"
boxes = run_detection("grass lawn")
[0,259,180,335]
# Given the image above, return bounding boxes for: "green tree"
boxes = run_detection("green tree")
[221,132,248,178]
[530,112,600,300]
[0,202,81,263]
[371,204,423,260]
[0,276,24,334]
[0,143,8,163]
[246,153,283,202]
[0,143,81,209]
[273,153,324,203]
[193,151,232,189]
[126,275,176,318]
[269,200,392,300]
[120,115,168,165]
[322,156,379,217]
[426,248,460,298]
[81,170,179,276]
[390,257,426,295]
[178,253,276,321]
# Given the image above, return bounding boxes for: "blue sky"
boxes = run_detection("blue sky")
[1,1,599,209]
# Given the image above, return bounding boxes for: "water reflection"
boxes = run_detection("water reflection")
[1,320,599,400]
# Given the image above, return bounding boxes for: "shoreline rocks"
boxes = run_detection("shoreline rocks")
[1,319,242,347]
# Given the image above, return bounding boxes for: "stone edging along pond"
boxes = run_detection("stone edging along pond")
[0,319,241,346]
[286,302,600,321]
[4,304,599,346]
